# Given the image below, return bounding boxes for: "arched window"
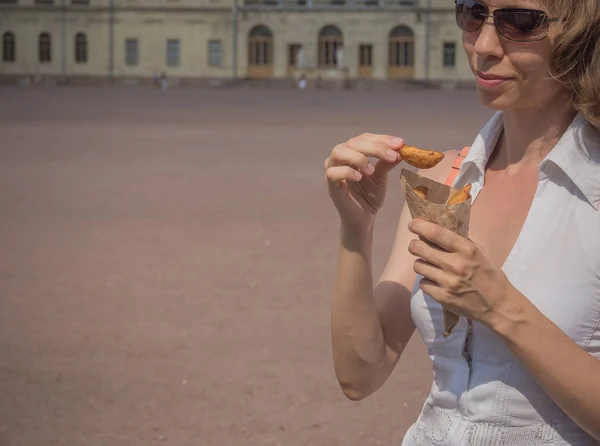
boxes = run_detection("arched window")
[75,32,87,63]
[39,32,52,63]
[2,32,15,63]
[388,25,414,79]
[318,25,342,68]
[248,25,273,66]
[247,25,274,78]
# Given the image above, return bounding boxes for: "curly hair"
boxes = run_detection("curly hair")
[547,0,600,129]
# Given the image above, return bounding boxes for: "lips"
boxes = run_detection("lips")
[476,71,513,81]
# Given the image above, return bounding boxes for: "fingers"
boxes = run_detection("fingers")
[326,165,363,185]
[324,133,404,191]
[408,219,471,255]
[413,258,448,286]
[418,278,448,304]
[358,133,405,150]
[348,135,404,163]
[408,238,454,271]
[329,143,375,176]
[326,134,404,174]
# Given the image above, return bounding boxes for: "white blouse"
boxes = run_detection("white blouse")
[402,111,600,445]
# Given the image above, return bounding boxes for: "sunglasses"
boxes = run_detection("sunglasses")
[455,0,560,43]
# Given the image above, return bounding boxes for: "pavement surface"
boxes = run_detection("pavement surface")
[0,86,492,446]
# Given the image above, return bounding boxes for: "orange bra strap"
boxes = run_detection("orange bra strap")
[444,146,471,186]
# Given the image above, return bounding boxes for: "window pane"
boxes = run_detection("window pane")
[125,38,139,66]
[262,41,268,65]
[3,32,15,62]
[166,39,180,67]
[39,33,51,63]
[75,33,87,63]
[443,42,456,67]
[208,40,221,67]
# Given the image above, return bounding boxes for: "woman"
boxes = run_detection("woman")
[324,0,600,444]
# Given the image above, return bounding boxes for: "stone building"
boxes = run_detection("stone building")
[0,0,473,85]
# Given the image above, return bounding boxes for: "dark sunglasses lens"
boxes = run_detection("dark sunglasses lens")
[495,10,549,41]
[456,0,487,32]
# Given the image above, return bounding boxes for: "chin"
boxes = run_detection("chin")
[475,88,519,111]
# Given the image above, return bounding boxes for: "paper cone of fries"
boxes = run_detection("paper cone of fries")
[400,168,472,338]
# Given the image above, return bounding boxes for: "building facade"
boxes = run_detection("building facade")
[0,0,473,85]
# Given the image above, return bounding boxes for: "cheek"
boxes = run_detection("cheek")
[509,53,548,78]
[462,31,477,54]
[506,40,553,80]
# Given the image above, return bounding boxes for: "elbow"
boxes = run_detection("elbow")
[337,379,374,402]
[342,388,368,402]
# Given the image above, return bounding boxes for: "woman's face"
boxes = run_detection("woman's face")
[461,0,566,112]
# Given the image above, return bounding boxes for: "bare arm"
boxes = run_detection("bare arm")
[492,295,600,440]
[330,150,459,401]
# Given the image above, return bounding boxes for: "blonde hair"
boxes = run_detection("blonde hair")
[547,0,600,129]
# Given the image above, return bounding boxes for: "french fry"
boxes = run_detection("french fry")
[412,186,429,200]
[399,145,445,169]
[446,183,472,205]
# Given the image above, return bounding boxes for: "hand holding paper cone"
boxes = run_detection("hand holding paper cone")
[408,217,518,341]
[401,169,472,338]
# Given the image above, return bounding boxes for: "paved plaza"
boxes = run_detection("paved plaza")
[0,86,490,445]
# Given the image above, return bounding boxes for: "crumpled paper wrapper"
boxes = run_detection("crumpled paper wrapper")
[400,168,471,338]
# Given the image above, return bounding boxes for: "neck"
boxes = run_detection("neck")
[498,101,577,169]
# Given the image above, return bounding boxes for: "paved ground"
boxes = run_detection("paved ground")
[0,86,491,446]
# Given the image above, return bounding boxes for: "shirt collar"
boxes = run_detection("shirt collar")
[457,110,504,183]
[542,113,600,211]
[458,111,600,211]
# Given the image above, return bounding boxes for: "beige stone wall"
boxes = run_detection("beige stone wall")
[0,7,234,79]
[0,0,473,82]
[237,9,472,81]
[111,10,232,78]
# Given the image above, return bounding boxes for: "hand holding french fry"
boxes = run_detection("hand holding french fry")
[324,133,406,231]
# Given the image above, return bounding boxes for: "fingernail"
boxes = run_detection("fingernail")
[366,164,375,174]
[354,171,363,180]
[390,137,404,146]
[387,149,398,161]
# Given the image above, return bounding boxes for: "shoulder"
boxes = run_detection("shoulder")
[415,149,461,184]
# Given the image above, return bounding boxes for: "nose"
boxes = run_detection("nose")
[473,18,504,60]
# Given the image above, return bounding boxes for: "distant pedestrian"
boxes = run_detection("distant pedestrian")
[159,72,168,91]
[298,74,307,90]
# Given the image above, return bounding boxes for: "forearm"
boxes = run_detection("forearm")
[492,292,600,440]
[330,224,388,399]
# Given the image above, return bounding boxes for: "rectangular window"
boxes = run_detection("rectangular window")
[71,0,90,4]
[166,39,180,67]
[443,41,456,68]
[35,0,54,4]
[288,43,301,67]
[359,44,373,67]
[3,32,16,62]
[75,33,87,63]
[208,40,222,67]
[125,38,139,66]
[39,33,51,63]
